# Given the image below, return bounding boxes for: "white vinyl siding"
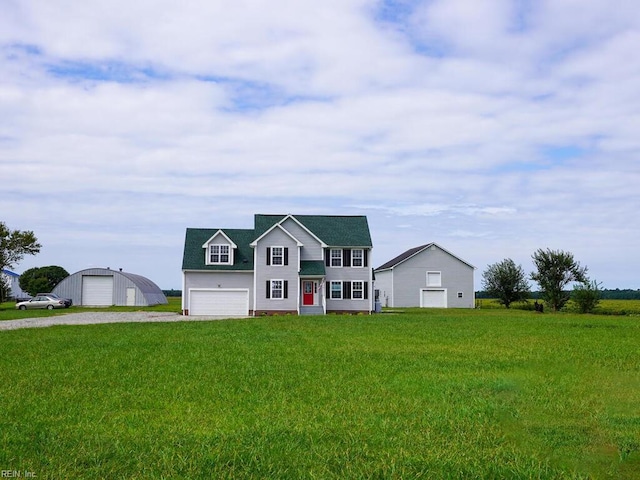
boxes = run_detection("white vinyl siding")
[183,271,254,314]
[379,245,474,308]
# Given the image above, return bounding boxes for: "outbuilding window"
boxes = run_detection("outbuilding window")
[426,271,442,287]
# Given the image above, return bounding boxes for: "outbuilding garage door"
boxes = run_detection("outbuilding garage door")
[82,276,114,306]
[189,289,249,316]
[421,289,447,308]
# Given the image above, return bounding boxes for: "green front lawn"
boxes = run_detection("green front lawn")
[1,309,639,478]
[0,297,182,321]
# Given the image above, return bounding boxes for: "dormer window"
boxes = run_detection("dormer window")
[202,230,237,266]
[210,244,230,264]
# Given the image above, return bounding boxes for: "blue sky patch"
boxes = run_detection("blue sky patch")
[196,75,331,112]
[47,60,170,83]
[542,145,586,161]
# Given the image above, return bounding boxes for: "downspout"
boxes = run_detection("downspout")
[181,270,187,315]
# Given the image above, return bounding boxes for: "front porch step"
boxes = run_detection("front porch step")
[300,306,325,315]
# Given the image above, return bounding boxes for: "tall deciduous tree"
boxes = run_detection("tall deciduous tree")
[530,248,588,311]
[19,266,70,296]
[482,258,530,308]
[0,222,41,272]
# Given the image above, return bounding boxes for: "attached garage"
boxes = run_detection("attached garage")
[189,289,249,316]
[420,288,447,308]
[53,268,168,307]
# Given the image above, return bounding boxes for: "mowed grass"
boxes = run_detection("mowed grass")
[1,310,639,479]
[0,297,182,321]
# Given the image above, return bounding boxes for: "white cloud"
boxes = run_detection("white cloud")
[1,0,639,288]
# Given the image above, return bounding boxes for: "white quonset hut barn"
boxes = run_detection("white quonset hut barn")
[53,268,168,307]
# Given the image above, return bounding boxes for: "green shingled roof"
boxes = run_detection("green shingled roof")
[255,214,372,247]
[182,228,255,271]
[183,215,372,271]
[300,260,326,276]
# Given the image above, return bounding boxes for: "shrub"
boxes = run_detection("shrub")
[572,280,601,314]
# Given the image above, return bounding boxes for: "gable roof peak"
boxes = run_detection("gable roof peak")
[249,222,304,247]
[375,242,476,271]
[201,229,238,249]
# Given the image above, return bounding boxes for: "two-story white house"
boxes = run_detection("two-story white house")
[181,214,373,316]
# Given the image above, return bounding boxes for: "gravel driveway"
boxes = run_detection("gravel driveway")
[0,311,246,331]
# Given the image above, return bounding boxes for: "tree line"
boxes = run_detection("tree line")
[477,289,640,301]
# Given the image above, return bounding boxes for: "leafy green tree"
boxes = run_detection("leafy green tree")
[481,258,530,308]
[19,265,70,296]
[0,222,41,273]
[572,279,602,314]
[530,248,588,311]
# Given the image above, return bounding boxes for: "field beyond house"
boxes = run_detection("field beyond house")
[1,306,639,478]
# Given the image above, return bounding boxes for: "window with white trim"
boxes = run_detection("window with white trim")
[351,249,364,267]
[330,249,342,267]
[330,281,342,299]
[352,281,364,299]
[271,280,283,299]
[457,292,463,298]
[426,271,442,287]
[271,247,284,266]
[209,244,230,264]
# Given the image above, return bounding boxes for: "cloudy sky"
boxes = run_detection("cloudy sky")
[2,0,639,290]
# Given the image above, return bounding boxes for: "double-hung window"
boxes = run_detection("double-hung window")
[267,246,288,266]
[271,247,284,266]
[210,244,230,264]
[351,249,364,267]
[271,280,283,299]
[352,281,364,299]
[330,281,342,299]
[330,249,342,267]
[266,280,288,299]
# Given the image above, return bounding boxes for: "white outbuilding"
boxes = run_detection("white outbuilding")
[53,268,168,307]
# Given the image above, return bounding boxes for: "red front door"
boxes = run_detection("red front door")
[302,281,314,305]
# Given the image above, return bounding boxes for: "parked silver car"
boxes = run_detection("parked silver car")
[15,295,68,310]
[36,293,73,307]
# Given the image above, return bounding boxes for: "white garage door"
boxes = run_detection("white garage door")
[82,276,114,306]
[421,289,447,308]
[189,289,249,316]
